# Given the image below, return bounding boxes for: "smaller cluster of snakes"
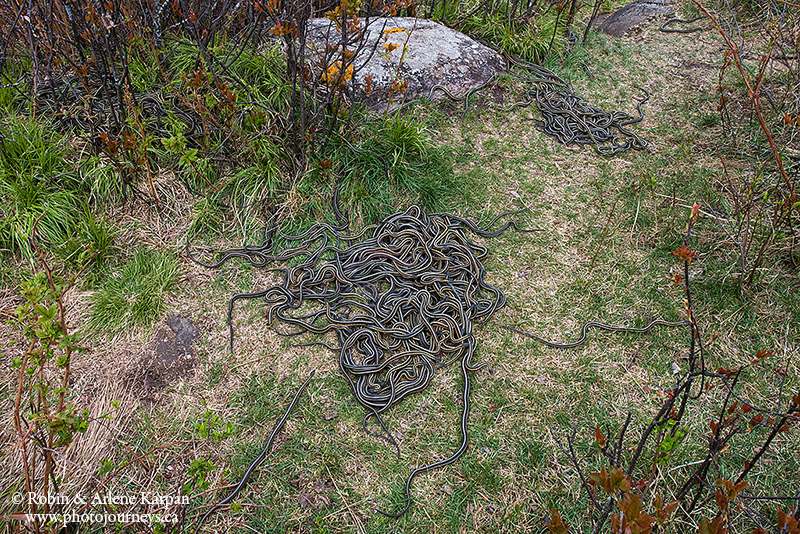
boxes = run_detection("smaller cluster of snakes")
[430,56,650,155]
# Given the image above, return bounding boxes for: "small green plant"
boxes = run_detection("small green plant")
[195,406,235,441]
[88,249,178,335]
[0,115,124,270]
[655,419,687,466]
[6,265,89,522]
[76,155,127,207]
[98,457,115,476]
[185,457,217,494]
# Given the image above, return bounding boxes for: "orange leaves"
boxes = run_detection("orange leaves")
[716,367,738,378]
[755,349,773,360]
[594,427,606,448]
[380,0,413,15]
[690,202,701,222]
[673,203,700,265]
[381,26,406,55]
[326,0,361,30]
[714,479,747,513]
[388,79,408,94]
[364,75,373,95]
[589,465,631,495]
[321,61,353,88]
[748,413,765,430]
[783,114,800,127]
[269,20,297,37]
[188,69,206,89]
[97,132,119,157]
[215,81,236,112]
[121,131,137,153]
[673,244,697,263]
[709,419,719,434]
[325,6,341,24]
[747,349,774,366]
[698,515,727,534]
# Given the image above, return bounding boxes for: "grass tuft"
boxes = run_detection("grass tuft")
[88,249,178,335]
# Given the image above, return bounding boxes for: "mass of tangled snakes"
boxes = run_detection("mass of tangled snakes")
[189,200,688,530]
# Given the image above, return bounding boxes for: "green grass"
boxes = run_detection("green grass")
[87,249,179,335]
[0,113,123,264]
[185,105,464,256]
[0,115,79,257]
[334,110,460,224]
[460,10,567,63]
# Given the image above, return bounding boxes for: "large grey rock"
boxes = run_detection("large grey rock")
[597,0,676,36]
[307,17,505,110]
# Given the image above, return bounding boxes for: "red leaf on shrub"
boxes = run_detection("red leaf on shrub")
[595,427,606,447]
[732,480,747,498]
[711,515,728,534]
[699,515,728,534]
[655,495,679,524]
[691,202,701,222]
[545,508,569,533]
[673,245,697,262]
[749,414,764,429]
[715,487,727,511]
[778,508,800,534]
